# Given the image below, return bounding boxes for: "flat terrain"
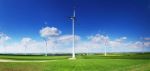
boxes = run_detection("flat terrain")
[0,53,150,71]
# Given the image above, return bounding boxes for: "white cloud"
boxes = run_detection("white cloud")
[127,41,143,48]
[143,37,150,47]
[1,38,45,53]
[75,41,103,53]
[0,33,10,44]
[86,34,148,52]
[115,37,127,42]
[21,37,32,45]
[0,35,148,53]
[88,34,128,48]
[109,37,127,47]
[39,27,61,38]
[0,30,150,53]
[88,34,109,43]
[144,37,150,41]
[58,35,80,43]
[144,42,150,47]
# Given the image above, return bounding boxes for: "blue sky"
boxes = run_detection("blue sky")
[0,0,149,40]
[0,0,150,53]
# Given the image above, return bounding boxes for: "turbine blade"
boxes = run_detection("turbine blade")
[73,9,75,17]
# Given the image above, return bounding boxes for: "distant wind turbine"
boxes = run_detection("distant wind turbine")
[44,38,48,56]
[24,45,27,55]
[103,33,108,56]
[3,44,7,54]
[101,31,108,56]
[86,45,89,55]
[104,37,107,56]
[140,37,145,54]
[43,22,48,56]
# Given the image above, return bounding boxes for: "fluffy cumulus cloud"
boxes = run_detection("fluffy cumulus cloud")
[39,27,61,38]
[109,37,127,47]
[144,37,150,41]
[144,42,150,47]
[0,33,10,44]
[86,34,150,52]
[88,34,128,48]
[88,34,122,47]
[21,37,32,45]
[0,28,150,53]
[58,35,80,43]
[143,37,150,47]
[1,37,44,53]
[0,27,81,53]
[88,34,109,43]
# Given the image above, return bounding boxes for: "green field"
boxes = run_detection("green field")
[0,53,150,71]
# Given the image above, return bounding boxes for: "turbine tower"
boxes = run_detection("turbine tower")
[70,9,76,59]
[101,31,108,56]
[43,22,48,56]
[104,35,108,56]
[44,38,48,56]
[104,38,107,56]
[140,37,144,54]
[24,45,27,55]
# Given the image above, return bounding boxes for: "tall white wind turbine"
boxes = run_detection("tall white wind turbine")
[101,31,108,56]
[104,38,107,56]
[104,35,108,56]
[70,9,76,59]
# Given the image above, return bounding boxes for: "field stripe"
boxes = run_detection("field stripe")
[0,59,57,62]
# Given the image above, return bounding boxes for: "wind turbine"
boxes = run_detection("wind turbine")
[44,38,48,56]
[100,31,108,56]
[86,45,89,55]
[70,9,76,59]
[3,43,7,54]
[43,22,48,56]
[140,37,145,54]
[24,45,27,55]
[103,33,108,56]
[104,37,107,56]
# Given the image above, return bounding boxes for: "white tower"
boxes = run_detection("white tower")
[140,37,145,54]
[70,9,76,59]
[44,22,48,56]
[104,35,108,56]
[44,38,48,56]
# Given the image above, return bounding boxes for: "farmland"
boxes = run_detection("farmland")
[0,53,150,71]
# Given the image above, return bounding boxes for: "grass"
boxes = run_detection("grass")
[0,55,69,60]
[0,53,150,71]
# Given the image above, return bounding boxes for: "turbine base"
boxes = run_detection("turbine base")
[69,57,76,60]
